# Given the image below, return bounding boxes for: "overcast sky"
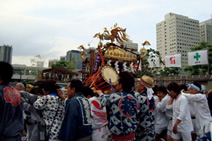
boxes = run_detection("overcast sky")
[0,0,211,67]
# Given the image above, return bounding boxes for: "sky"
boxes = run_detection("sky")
[0,0,211,67]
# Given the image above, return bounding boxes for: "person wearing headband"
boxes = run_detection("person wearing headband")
[26,84,34,93]
[135,75,155,141]
[180,83,198,141]
[182,81,212,140]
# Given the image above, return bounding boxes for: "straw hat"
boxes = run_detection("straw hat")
[139,75,154,88]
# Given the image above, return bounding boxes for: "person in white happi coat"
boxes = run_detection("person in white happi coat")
[167,82,193,141]
[181,84,197,141]
[154,86,169,141]
[166,96,173,141]
[182,81,212,141]
[84,87,111,141]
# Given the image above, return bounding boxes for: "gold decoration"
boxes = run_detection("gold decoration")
[104,45,137,62]
[78,45,87,62]
[93,24,129,44]
[139,40,151,59]
[140,48,147,59]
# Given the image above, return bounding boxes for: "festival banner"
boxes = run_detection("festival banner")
[188,50,208,66]
[165,54,181,67]
[82,62,86,81]
[148,57,160,68]
[92,54,100,75]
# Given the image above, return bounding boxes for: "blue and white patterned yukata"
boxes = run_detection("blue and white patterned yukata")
[99,91,138,138]
[135,92,155,141]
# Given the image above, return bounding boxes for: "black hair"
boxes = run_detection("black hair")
[167,82,181,94]
[34,81,45,88]
[192,81,201,91]
[180,84,187,91]
[0,62,13,83]
[69,79,83,93]
[157,85,167,94]
[43,80,60,94]
[118,71,134,91]
[82,86,95,98]
[153,85,159,95]
[30,81,45,95]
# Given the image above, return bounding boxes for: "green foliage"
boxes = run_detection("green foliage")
[52,60,72,70]
[136,48,182,77]
[183,41,212,75]
[70,57,76,71]
[159,67,181,76]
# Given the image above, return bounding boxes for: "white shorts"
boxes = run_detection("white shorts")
[92,125,111,141]
[191,118,198,133]
[167,129,172,136]
[171,131,191,140]
[155,126,167,134]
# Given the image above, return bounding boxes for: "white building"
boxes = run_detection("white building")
[200,19,212,43]
[156,13,200,67]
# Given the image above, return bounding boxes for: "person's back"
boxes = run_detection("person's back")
[0,62,24,141]
[94,71,138,141]
[135,75,155,141]
[101,91,138,135]
[34,80,65,140]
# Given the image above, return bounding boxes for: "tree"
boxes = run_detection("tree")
[136,48,163,77]
[159,67,181,77]
[136,48,181,77]
[70,57,76,71]
[52,60,72,70]
[183,42,212,75]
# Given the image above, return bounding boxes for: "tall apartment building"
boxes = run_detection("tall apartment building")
[0,45,13,64]
[66,50,82,70]
[200,19,212,43]
[156,13,200,67]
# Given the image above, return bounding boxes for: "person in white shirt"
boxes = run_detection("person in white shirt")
[166,97,173,141]
[182,81,212,140]
[155,86,169,141]
[167,82,193,141]
[181,83,197,141]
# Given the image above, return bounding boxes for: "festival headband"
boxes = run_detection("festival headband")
[26,84,34,88]
[187,84,191,89]
[190,83,200,91]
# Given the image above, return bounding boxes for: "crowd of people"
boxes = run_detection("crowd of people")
[1,61,212,141]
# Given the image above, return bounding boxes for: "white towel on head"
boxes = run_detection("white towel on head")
[145,86,154,99]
